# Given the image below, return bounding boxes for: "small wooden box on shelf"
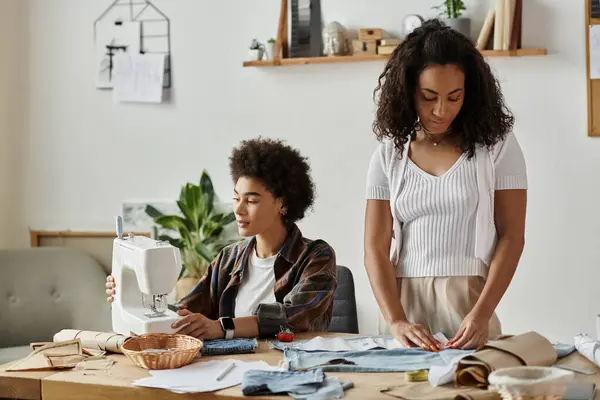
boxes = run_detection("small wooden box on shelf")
[244,0,547,68]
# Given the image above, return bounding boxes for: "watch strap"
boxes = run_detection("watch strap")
[219,317,235,339]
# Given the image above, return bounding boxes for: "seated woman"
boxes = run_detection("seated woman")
[106,137,337,340]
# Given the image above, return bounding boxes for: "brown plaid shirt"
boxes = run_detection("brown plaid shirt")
[177,223,337,337]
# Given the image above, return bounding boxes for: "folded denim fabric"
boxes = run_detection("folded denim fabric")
[283,347,473,373]
[272,335,573,359]
[276,335,573,377]
[241,368,351,399]
[200,338,257,356]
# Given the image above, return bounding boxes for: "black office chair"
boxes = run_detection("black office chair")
[328,265,359,333]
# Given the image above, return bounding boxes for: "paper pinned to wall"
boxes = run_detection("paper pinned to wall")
[112,53,165,103]
[590,25,600,79]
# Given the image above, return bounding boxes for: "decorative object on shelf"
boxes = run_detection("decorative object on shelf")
[290,0,322,58]
[359,28,383,41]
[94,0,171,89]
[593,0,600,18]
[353,27,383,56]
[377,38,402,55]
[433,0,471,39]
[144,170,237,299]
[402,14,424,36]
[265,38,277,59]
[352,39,377,56]
[248,38,264,61]
[322,21,348,56]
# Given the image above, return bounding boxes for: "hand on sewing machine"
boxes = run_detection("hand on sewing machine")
[170,309,224,340]
[105,275,116,302]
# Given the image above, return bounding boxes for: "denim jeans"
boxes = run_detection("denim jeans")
[200,338,257,356]
[272,335,574,373]
[241,368,353,399]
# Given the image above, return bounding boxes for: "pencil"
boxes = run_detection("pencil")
[216,362,236,381]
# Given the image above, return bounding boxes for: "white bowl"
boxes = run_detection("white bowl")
[488,366,574,399]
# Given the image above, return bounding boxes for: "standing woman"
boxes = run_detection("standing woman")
[364,19,527,351]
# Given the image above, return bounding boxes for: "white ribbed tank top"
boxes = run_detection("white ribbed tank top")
[396,153,488,278]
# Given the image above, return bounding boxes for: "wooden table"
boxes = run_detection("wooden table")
[1,332,600,400]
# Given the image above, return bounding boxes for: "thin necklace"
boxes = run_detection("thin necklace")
[421,126,453,147]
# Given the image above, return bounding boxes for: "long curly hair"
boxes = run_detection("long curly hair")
[372,19,514,157]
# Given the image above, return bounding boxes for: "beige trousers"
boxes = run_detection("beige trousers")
[378,276,502,341]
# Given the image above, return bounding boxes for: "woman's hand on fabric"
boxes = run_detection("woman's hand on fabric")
[105,275,116,302]
[390,320,443,352]
[171,309,224,340]
[447,312,489,349]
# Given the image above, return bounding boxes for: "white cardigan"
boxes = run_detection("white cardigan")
[366,132,527,273]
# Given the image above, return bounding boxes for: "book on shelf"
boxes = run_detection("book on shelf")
[477,0,522,51]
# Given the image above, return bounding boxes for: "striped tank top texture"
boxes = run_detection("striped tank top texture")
[396,153,488,278]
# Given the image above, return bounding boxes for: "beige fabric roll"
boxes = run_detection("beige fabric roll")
[53,329,130,354]
[378,276,502,341]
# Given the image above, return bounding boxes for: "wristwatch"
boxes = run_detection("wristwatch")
[219,317,235,339]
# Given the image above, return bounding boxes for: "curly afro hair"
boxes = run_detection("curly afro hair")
[373,18,514,157]
[228,137,315,224]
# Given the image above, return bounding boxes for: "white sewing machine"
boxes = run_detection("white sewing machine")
[111,216,181,336]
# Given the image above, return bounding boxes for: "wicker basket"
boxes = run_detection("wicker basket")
[121,333,203,370]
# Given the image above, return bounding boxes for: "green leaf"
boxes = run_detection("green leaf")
[181,183,199,212]
[210,212,236,226]
[153,215,192,245]
[200,171,215,217]
[220,212,236,225]
[178,265,186,280]
[145,205,164,219]
[177,200,198,231]
[154,215,187,231]
[201,220,223,239]
[158,234,183,248]
[195,241,216,263]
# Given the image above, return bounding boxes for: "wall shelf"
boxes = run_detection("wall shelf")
[243,48,548,67]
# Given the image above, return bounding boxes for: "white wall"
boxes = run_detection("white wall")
[19,0,600,343]
[0,0,25,248]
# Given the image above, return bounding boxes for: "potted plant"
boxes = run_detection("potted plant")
[248,38,264,61]
[145,170,237,300]
[433,0,470,39]
[265,37,277,60]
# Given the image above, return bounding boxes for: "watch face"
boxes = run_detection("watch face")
[221,317,235,331]
[403,15,424,35]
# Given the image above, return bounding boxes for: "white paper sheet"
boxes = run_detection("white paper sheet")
[113,53,165,103]
[95,21,141,88]
[286,333,449,352]
[590,25,600,79]
[574,333,600,367]
[133,359,278,393]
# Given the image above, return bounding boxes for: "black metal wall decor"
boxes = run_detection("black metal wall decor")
[94,0,171,89]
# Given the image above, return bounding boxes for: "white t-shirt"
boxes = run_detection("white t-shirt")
[234,248,277,317]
